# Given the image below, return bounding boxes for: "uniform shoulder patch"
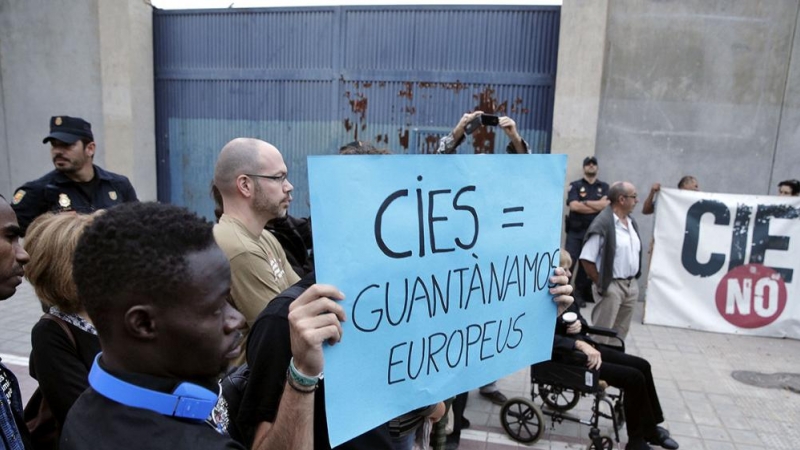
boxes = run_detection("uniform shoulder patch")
[12,190,25,205]
[109,191,118,200]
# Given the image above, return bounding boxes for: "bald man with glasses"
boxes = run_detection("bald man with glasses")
[211,138,301,358]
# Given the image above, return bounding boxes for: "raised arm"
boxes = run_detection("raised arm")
[498,116,530,154]
[641,183,660,215]
[252,284,345,450]
[435,111,483,154]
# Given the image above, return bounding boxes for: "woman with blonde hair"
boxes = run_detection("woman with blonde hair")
[24,212,100,441]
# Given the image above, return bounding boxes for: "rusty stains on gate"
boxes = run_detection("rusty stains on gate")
[510,97,529,114]
[342,80,529,153]
[398,128,409,149]
[399,81,414,100]
[343,88,369,140]
[421,134,442,154]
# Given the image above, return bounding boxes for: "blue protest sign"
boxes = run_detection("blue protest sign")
[308,154,566,447]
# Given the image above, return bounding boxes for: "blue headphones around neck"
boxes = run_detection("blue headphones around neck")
[88,354,218,421]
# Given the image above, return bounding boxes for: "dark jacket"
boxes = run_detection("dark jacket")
[11,165,137,235]
[0,361,31,450]
[238,273,392,450]
[582,207,641,295]
[565,178,610,233]
[265,215,314,277]
[29,318,101,426]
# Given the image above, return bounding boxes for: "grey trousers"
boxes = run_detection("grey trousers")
[591,278,638,343]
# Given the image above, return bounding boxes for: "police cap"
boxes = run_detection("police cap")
[43,116,94,145]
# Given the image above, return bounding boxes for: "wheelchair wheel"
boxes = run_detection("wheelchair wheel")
[538,383,580,411]
[500,397,545,444]
[586,434,614,450]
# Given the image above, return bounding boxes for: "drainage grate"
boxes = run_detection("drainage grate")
[731,371,800,394]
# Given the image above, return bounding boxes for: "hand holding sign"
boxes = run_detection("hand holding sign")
[288,284,347,376]
[550,267,574,315]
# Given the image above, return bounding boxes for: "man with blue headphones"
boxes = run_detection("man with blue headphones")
[59,202,345,450]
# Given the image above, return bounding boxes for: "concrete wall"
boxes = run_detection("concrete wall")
[550,0,609,186]
[774,3,800,190]
[0,0,155,200]
[552,0,800,283]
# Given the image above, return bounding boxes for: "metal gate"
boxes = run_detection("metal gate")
[154,5,560,218]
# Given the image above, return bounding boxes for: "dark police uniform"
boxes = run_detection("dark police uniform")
[10,115,138,235]
[566,178,609,239]
[565,177,609,301]
[11,166,137,235]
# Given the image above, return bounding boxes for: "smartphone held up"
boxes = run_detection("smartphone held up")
[465,114,500,134]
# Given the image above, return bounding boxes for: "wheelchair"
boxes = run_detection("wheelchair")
[500,325,626,450]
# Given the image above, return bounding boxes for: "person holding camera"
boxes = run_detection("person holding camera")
[435,111,530,155]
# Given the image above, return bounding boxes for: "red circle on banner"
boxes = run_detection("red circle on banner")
[714,264,787,329]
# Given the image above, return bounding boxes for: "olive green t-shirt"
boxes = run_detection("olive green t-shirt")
[213,214,301,329]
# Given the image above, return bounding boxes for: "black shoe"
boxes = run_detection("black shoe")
[647,435,679,449]
[625,437,652,450]
[647,427,679,449]
[461,416,471,429]
[479,390,507,405]
[445,435,460,450]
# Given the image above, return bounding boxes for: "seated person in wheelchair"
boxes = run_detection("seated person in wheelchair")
[555,251,679,450]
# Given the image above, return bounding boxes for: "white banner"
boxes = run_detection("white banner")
[645,188,800,339]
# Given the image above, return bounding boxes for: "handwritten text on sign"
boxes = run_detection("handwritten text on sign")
[308,154,567,447]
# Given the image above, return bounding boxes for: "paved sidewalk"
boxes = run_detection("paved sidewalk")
[1,281,799,449]
[451,302,800,450]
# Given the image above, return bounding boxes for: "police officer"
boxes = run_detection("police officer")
[565,156,609,307]
[11,116,138,235]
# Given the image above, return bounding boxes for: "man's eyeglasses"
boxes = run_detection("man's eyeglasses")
[624,194,638,199]
[245,173,288,183]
